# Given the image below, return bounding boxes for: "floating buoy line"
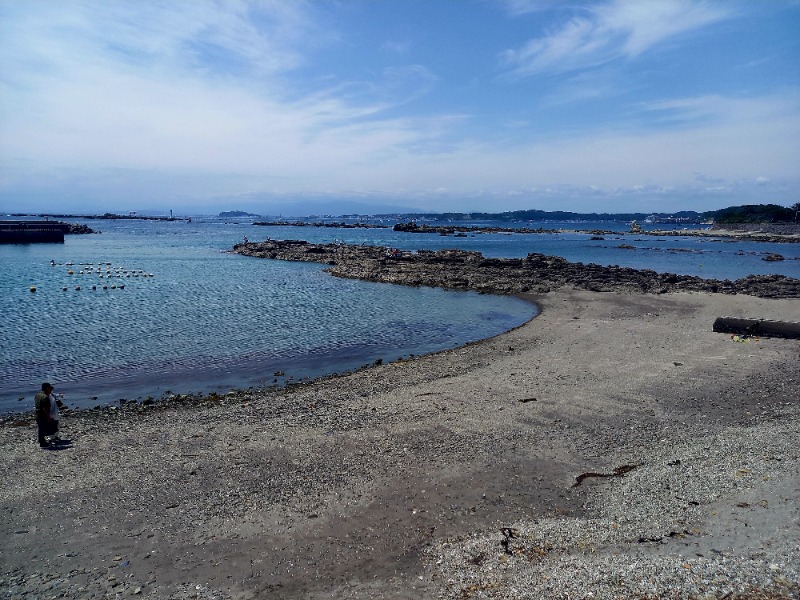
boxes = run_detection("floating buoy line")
[31,260,156,292]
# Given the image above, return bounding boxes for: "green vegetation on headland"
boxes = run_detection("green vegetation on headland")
[398,203,799,225]
[709,203,799,224]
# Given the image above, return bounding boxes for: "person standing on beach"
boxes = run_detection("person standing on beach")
[34,382,62,447]
[48,387,66,443]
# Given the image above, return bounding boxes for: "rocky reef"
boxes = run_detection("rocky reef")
[234,240,800,299]
[253,221,387,229]
[64,222,95,234]
[392,222,565,235]
[648,223,800,244]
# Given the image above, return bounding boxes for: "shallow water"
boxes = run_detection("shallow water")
[1,219,537,412]
[2,217,797,413]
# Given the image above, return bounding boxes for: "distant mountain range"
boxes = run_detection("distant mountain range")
[389,209,705,223]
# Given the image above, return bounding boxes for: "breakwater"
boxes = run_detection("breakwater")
[14,213,191,222]
[0,221,94,244]
[234,239,800,298]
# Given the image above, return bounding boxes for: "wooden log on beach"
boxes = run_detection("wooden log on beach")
[713,317,800,339]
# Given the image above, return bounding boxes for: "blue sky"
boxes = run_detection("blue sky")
[1,0,798,216]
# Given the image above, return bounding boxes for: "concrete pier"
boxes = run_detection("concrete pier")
[0,221,68,243]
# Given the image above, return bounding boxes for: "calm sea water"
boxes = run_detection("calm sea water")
[2,217,797,413]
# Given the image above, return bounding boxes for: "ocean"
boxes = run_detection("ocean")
[2,216,797,413]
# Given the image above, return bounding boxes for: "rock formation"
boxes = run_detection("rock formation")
[234,240,800,299]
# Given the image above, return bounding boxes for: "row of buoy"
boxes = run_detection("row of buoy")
[31,259,154,293]
[63,284,125,291]
[54,260,154,278]
[30,284,126,292]
[52,261,113,266]
[66,270,154,277]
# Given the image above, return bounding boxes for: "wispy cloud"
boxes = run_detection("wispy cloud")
[500,0,735,77]
[641,92,800,128]
[0,1,321,84]
[0,1,797,214]
[381,39,412,55]
[0,2,445,175]
[539,68,627,106]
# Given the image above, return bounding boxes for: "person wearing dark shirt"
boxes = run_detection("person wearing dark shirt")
[34,382,61,448]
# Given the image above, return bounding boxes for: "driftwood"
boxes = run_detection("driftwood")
[572,464,639,488]
[713,317,800,340]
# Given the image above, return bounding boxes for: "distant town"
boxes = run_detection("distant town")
[7,202,799,225]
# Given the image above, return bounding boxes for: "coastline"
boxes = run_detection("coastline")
[2,287,798,598]
[234,239,800,298]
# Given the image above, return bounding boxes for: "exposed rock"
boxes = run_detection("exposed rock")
[648,225,800,243]
[64,222,95,234]
[392,222,560,235]
[233,240,800,299]
[253,221,387,229]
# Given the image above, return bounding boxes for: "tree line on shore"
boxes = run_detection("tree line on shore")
[401,203,799,225]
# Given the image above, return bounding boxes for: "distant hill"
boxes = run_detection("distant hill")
[382,203,799,225]
[387,209,705,224]
[219,210,260,218]
[705,203,797,224]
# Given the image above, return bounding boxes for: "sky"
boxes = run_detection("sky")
[1,0,799,217]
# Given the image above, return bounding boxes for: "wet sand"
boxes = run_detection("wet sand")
[1,289,798,598]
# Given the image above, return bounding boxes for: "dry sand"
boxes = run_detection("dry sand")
[1,289,798,599]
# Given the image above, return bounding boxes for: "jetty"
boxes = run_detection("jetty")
[27,212,192,223]
[0,221,69,244]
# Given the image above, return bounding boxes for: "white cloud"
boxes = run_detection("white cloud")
[0,1,797,214]
[0,2,443,177]
[0,1,320,84]
[501,0,735,77]
[309,91,800,207]
[641,92,800,128]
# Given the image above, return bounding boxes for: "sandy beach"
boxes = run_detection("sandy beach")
[1,288,798,599]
